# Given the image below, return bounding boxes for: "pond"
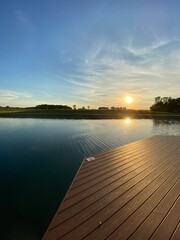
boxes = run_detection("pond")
[0,118,180,239]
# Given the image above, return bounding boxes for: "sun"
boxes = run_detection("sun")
[125,96,133,104]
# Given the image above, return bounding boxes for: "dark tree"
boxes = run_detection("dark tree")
[150,97,180,113]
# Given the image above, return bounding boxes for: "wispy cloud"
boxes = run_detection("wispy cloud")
[67,80,92,89]
[0,90,32,102]
[14,9,32,25]
[62,37,180,108]
[125,39,177,56]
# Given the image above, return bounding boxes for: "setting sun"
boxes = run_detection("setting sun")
[125,96,133,104]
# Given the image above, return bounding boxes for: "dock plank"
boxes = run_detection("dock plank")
[54,155,174,228]
[105,172,179,240]
[43,136,180,240]
[128,180,180,240]
[72,137,169,186]
[150,197,180,240]
[170,223,180,240]
[67,137,171,197]
[56,161,179,240]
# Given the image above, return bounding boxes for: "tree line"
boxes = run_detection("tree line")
[150,97,180,113]
[35,104,72,110]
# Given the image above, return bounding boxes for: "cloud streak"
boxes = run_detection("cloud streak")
[0,90,32,102]
[63,37,180,108]
[14,9,32,24]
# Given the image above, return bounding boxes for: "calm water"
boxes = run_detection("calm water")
[0,118,180,239]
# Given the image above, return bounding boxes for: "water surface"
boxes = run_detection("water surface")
[0,118,180,239]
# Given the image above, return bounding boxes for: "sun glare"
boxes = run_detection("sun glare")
[125,118,131,124]
[125,96,133,104]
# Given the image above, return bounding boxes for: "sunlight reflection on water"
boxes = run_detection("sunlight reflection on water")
[125,117,132,124]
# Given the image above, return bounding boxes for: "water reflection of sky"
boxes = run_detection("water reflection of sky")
[0,118,180,239]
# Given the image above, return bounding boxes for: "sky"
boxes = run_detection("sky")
[0,0,180,109]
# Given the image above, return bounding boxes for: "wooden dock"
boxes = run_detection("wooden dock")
[43,136,180,240]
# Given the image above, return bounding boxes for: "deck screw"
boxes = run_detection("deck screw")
[99,221,102,226]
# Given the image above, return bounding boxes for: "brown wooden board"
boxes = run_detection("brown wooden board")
[170,223,180,240]
[43,136,180,240]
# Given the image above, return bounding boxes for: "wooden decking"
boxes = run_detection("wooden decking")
[43,136,180,240]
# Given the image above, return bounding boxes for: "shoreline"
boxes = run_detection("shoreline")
[0,109,180,120]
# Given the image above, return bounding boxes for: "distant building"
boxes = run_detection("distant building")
[78,106,86,110]
[98,107,109,110]
[110,107,124,110]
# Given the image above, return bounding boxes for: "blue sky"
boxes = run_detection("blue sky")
[0,0,180,109]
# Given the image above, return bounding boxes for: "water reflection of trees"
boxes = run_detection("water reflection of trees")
[153,119,180,126]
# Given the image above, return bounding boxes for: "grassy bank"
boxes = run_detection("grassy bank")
[0,108,180,119]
